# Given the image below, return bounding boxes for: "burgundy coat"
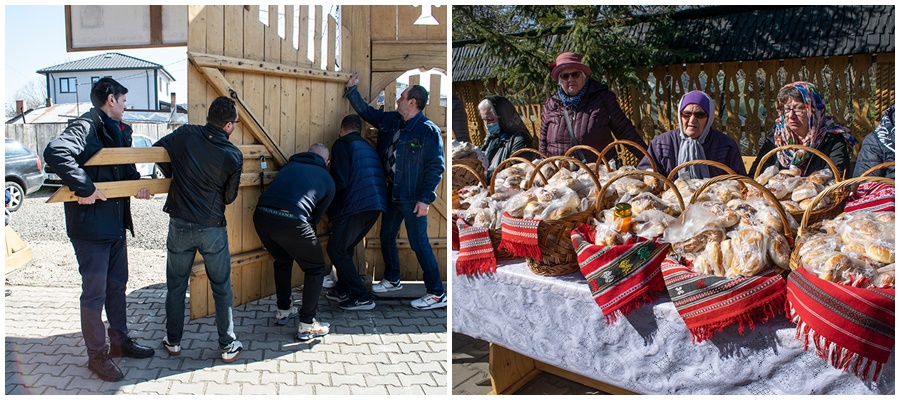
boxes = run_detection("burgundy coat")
[539,80,647,163]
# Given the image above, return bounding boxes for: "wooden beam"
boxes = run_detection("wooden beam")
[189,51,351,83]
[371,41,447,72]
[370,72,405,102]
[82,145,271,166]
[46,172,276,203]
[431,195,447,219]
[187,59,288,167]
[365,238,447,249]
[149,6,163,45]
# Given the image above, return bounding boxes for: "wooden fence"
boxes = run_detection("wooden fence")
[6,122,181,163]
[456,54,895,158]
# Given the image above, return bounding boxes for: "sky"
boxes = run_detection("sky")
[4,5,448,112]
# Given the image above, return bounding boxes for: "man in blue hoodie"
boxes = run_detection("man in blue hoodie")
[254,144,336,341]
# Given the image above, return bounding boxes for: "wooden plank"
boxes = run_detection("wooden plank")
[191,249,273,277]
[46,173,274,203]
[370,72,404,101]
[298,6,310,63]
[280,77,297,166]
[189,52,352,83]
[533,360,638,395]
[346,6,372,103]
[241,261,262,305]
[310,80,326,147]
[296,78,312,155]
[82,145,269,166]
[370,5,396,41]
[326,15,337,71]
[5,226,32,273]
[365,238,447,249]
[206,5,224,56]
[223,6,243,59]
[426,5,447,41]
[398,5,425,41]
[282,5,297,66]
[265,5,280,63]
[313,6,323,67]
[371,42,446,72]
[489,343,539,395]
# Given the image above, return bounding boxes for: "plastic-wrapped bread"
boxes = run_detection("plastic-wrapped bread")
[593,221,621,247]
[632,209,675,239]
[806,168,834,185]
[797,233,841,266]
[874,264,895,287]
[865,240,895,264]
[699,201,740,228]
[812,253,877,286]
[721,239,735,278]
[731,227,768,276]
[767,228,791,270]
[631,192,675,216]
[781,200,802,215]
[766,176,804,200]
[755,165,779,185]
[791,181,824,202]
[705,241,726,277]
[675,228,725,254]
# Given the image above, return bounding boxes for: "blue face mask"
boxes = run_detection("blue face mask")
[486,122,501,136]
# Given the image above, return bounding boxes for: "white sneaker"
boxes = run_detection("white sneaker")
[220,340,243,363]
[161,338,181,356]
[322,272,337,289]
[411,293,447,310]
[274,306,299,326]
[371,279,403,293]
[296,319,330,342]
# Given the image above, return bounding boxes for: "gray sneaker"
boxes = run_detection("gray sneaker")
[274,306,299,326]
[220,340,243,363]
[296,319,330,342]
[371,280,402,293]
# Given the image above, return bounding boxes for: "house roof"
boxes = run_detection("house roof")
[36,52,176,81]
[6,103,187,125]
[452,5,894,82]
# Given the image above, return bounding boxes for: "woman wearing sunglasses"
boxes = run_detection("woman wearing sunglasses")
[748,81,855,178]
[539,52,647,163]
[637,90,746,179]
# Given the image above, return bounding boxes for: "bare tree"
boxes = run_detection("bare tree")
[5,80,48,118]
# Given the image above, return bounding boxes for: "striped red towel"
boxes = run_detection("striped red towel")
[455,218,496,276]
[844,182,895,213]
[499,212,543,260]
[662,258,786,343]
[786,268,895,382]
[571,224,668,324]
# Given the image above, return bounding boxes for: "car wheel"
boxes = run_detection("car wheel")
[152,166,165,180]
[5,181,24,212]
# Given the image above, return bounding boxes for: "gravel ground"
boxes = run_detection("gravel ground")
[6,184,170,291]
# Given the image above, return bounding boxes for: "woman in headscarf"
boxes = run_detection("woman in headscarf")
[478,96,533,179]
[852,105,894,178]
[637,90,746,179]
[539,52,647,164]
[749,81,856,178]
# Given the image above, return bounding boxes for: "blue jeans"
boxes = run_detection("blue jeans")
[164,217,236,349]
[380,201,443,295]
[71,238,129,359]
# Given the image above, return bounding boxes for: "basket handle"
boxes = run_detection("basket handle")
[753,144,842,182]
[860,161,895,177]
[597,140,656,172]
[666,159,737,182]
[489,156,541,195]
[798,176,896,235]
[564,145,607,176]
[526,156,604,210]
[451,164,487,188]
[691,174,793,238]
[509,148,548,160]
[598,169,685,214]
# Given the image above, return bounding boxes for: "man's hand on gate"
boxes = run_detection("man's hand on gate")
[77,189,107,205]
[346,72,359,88]
[414,201,430,217]
[135,188,151,200]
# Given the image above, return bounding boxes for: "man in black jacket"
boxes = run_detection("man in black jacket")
[325,115,387,310]
[44,77,155,382]
[153,96,244,363]
[254,144,335,342]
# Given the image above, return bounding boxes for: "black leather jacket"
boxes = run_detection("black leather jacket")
[154,123,243,227]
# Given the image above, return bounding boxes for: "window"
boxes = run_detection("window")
[60,78,77,93]
[91,77,100,87]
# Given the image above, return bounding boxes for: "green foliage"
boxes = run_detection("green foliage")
[453,5,688,104]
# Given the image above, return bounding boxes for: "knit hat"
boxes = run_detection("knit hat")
[549,52,592,81]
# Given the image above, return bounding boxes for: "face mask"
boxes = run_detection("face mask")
[486,122,500,136]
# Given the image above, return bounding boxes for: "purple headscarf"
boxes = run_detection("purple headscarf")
[677,91,715,179]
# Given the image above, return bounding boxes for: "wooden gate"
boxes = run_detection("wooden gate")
[185,5,448,319]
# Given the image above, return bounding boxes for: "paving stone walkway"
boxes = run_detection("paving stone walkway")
[5,285,447,395]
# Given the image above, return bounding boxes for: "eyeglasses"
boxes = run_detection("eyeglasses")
[680,110,708,119]
[558,71,582,81]
[781,105,807,116]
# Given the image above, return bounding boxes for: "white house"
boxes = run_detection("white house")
[36,52,176,111]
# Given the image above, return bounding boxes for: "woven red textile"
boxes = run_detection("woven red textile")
[844,182,895,213]
[499,212,543,260]
[571,224,668,324]
[786,268,895,382]
[455,219,496,276]
[661,258,786,343]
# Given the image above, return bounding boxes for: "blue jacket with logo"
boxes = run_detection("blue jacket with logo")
[344,85,444,204]
[327,131,387,220]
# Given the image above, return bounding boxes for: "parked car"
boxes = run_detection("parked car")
[5,138,46,212]
[44,134,164,186]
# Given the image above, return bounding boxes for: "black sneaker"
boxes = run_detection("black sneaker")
[87,353,124,382]
[324,289,349,302]
[109,337,155,359]
[339,296,376,311]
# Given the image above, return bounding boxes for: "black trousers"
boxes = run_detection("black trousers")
[253,210,325,324]
[326,210,380,299]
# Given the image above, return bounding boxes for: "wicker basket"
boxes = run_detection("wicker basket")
[517,156,604,276]
[860,161,896,177]
[452,157,486,191]
[753,144,848,225]
[599,169,685,215]
[488,156,542,261]
[598,140,654,171]
[666,159,737,182]
[788,176,896,271]
[691,174,795,274]
[509,148,548,160]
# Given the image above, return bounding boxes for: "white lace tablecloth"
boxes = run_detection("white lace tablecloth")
[451,253,895,395]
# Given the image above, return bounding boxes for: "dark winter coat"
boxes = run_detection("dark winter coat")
[637,128,747,178]
[258,152,335,225]
[328,131,387,220]
[749,131,851,178]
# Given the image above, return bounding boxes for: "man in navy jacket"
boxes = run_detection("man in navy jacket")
[44,77,155,382]
[254,144,336,341]
[325,114,387,310]
[344,72,446,310]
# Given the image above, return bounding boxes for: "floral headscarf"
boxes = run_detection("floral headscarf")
[773,81,856,170]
